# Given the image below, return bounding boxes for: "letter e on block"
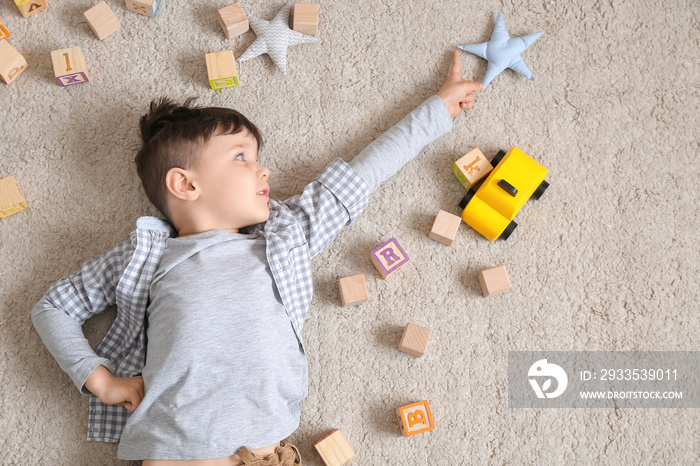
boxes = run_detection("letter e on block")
[396,400,435,436]
[370,237,410,279]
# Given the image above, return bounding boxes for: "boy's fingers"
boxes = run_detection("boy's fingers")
[449,49,462,79]
[462,81,484,93]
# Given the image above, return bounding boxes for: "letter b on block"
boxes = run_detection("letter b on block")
[396,400,435,437]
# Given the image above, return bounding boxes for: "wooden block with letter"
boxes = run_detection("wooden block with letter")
[205,50,239,89]
[125,0,162,18]
[478,264,511,297]
[84,2,121,40]
[338,274,368,307]
[398,322,432,357]
[396,400,435,437]
[292,3,319,36]
[51,47,90,87]
[0,41,28,85]
[0,176,28,219]
[314,429,355,466]
[217,2,249,39]
[429,209,461,246]
[452,147,493,191]
[14,0,48,19]
[370,237,410,279]
[0,15,11,41]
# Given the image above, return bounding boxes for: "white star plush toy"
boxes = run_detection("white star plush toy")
[458,12,544,88]
[238,3,317,76]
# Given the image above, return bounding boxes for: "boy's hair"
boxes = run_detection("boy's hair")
[134,97,263,222]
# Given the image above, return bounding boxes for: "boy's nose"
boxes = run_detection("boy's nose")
[259,165,270,179]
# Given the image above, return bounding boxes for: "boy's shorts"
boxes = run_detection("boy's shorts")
[237,439,302,465]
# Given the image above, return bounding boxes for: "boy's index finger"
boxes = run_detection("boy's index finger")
[450,49,462,79]
[463,80,484,93]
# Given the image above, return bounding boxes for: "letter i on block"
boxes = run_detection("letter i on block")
[125,0,162,18]
[205,50,239,89]
[370,237,410,279]
[51,47,89,86]
[313,429,355,466]
[0,15,11,41]
[0,176,28,219]
[14,0,48,19]
[0,41,28,85]
[396,400,435,436]
[452,147,493,191]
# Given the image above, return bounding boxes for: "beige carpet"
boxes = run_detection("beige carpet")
[1,0,698,464]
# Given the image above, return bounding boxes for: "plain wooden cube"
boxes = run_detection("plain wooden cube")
[398,322,432,357]
[429,209,461,246]
[292,3,319,36]
[338,274,368,307]
[396,400,435,437]
[0,176,28,219]
[125,0,161,18]
[217,2,249,39]
[84,2,120,40]
[313,429,355,466]
[0,15,11,41]
[51,47,90,86]
[205,50,239,89]
[478,264,511,297]
[0,41,28,85]
[14,0,48,19]
[452,147,493,191]
[370,237,410,279]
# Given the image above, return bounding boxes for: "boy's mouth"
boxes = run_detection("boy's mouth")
[257,187,270,198]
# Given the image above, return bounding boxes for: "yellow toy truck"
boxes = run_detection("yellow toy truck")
[458,146,548,241]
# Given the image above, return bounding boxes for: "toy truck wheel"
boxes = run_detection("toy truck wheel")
[531,180,549,200]
[459,190,475,209]
[490,149,507,167]
[499,220,517,240]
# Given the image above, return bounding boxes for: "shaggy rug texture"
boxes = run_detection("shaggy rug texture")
[1,0,698,464]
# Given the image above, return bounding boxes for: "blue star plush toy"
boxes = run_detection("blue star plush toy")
[459,12,543,88]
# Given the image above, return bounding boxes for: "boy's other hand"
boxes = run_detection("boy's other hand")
[85,365,145,412]
[437,49,483,118]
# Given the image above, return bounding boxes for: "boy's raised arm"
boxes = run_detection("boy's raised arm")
[31,240,134,395]
[274,50,481,258]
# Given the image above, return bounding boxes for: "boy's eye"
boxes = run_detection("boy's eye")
[234,154,245,161]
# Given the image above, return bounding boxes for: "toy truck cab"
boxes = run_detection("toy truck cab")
[459,146,548,241]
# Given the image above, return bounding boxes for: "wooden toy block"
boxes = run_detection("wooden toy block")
[205,50,239,90]
[313,429,355,466]
[429,209,461,246]
[398,322,432,357]
[0,15,10,41]
[0,41,28,85]
[452,147,493,191]
[338,274,368,307]
[125,0,162,18]
[14,0,48,19]
[217,2,249,40]
[51,47,89,87]
[0,176,28,219]
[84,2,121,40]
[292,3,319,36]
[370,237,410,279]
[395,400,435,437]
[477,264,511,297]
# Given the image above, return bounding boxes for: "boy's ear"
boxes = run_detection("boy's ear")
[165,167,199,201]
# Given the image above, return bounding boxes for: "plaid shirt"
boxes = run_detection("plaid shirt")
[32,159,371,443]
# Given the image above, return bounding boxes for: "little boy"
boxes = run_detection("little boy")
[31,50,482,465]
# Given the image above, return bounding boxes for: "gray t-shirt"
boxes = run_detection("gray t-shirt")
[117,230,307,460]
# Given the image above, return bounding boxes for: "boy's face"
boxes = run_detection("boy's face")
[193,128,270,232]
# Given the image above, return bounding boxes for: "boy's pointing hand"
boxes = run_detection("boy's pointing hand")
[437,49,483,118]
